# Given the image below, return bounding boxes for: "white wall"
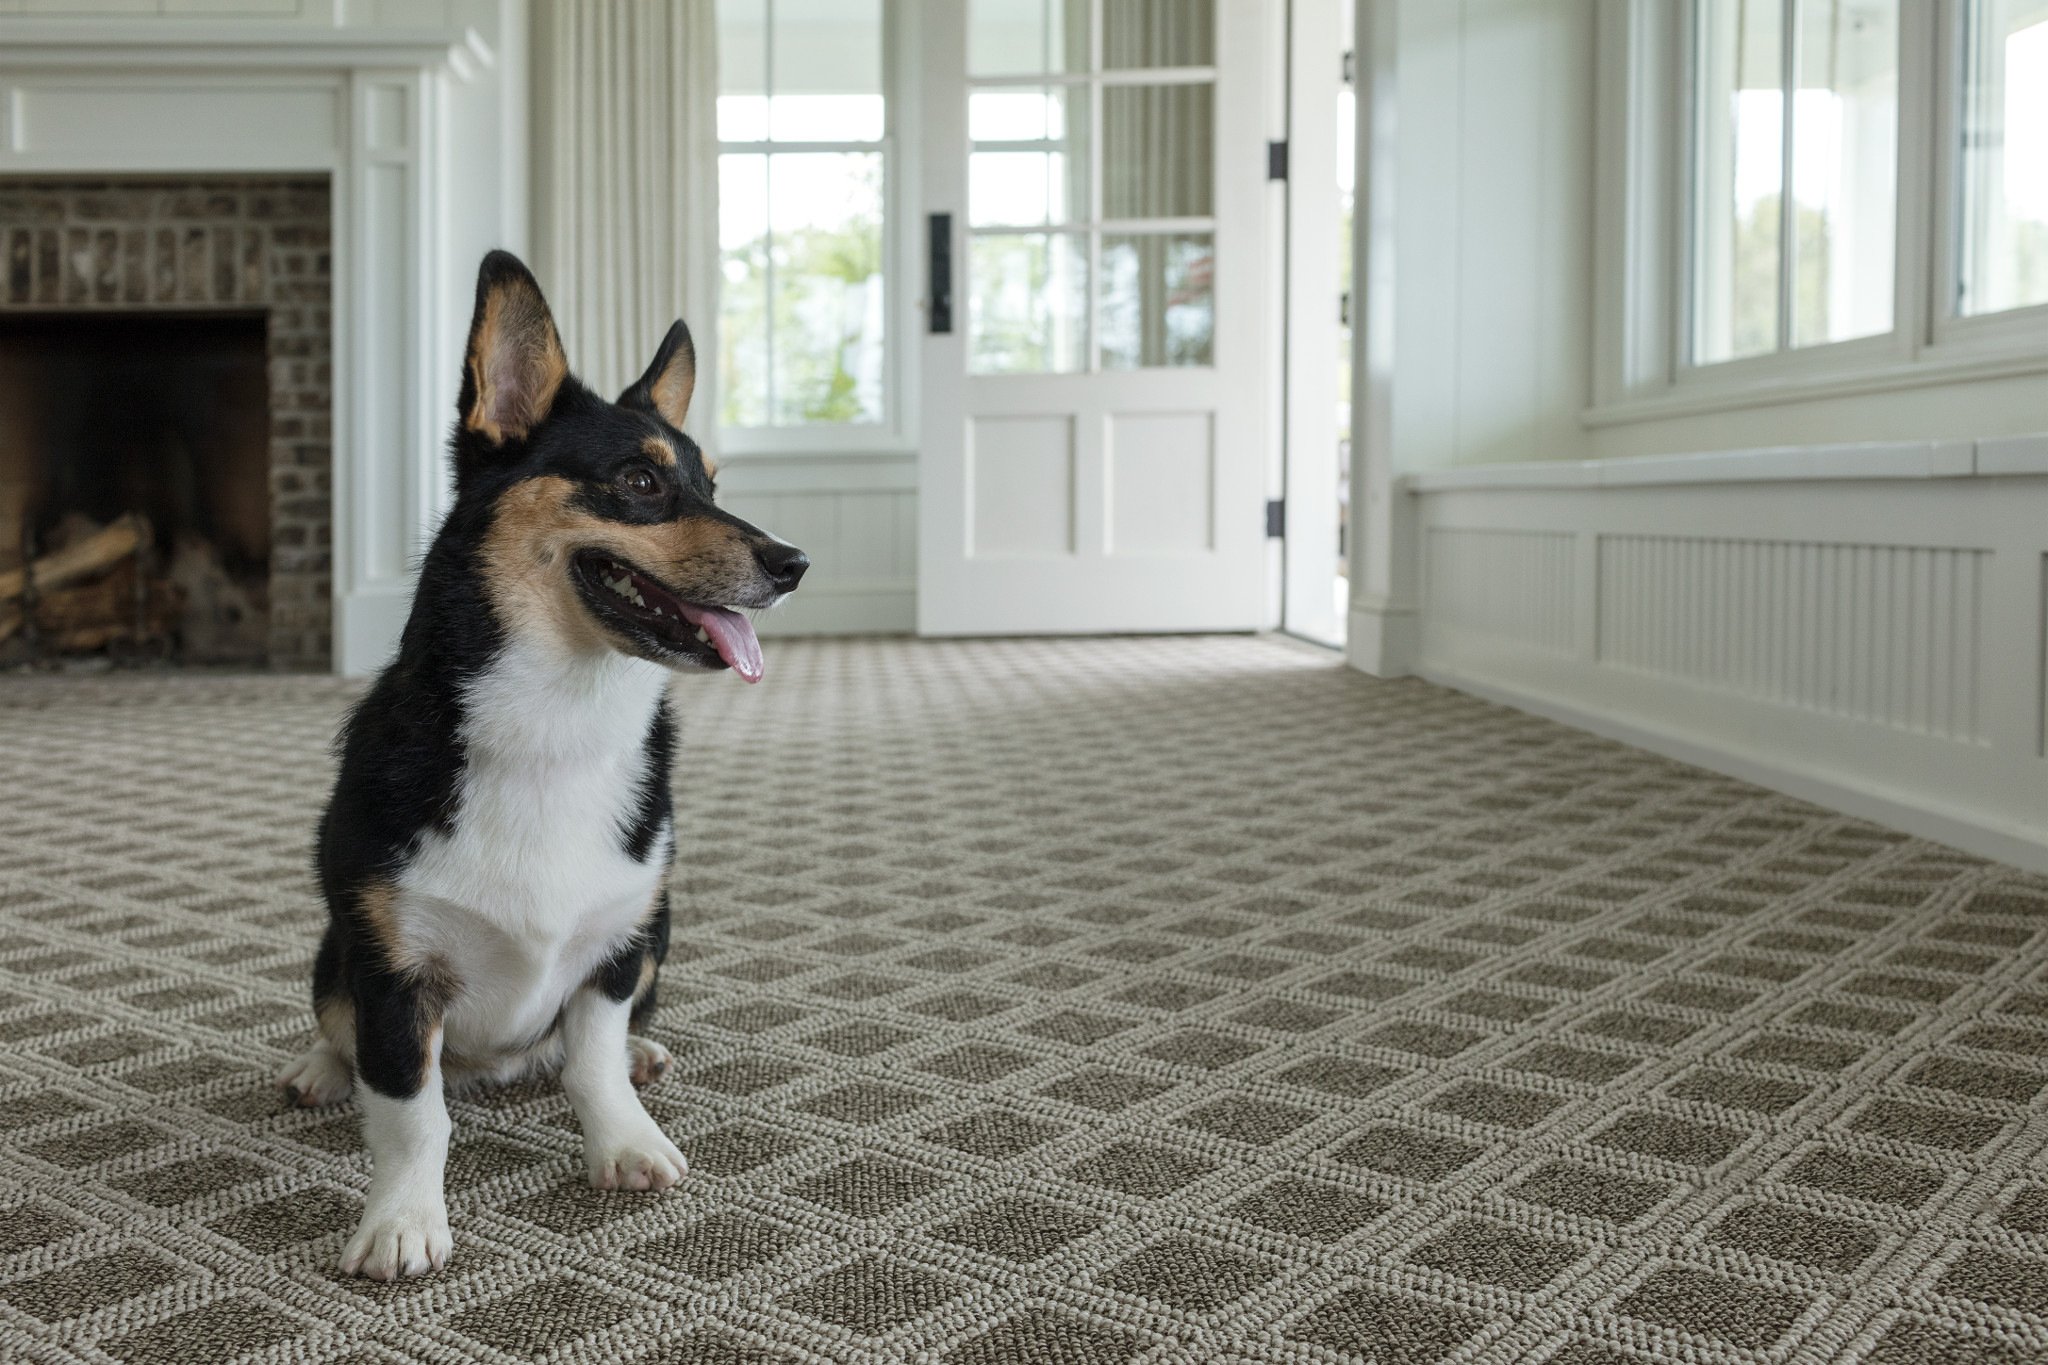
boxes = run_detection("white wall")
[1350,0,2048,871]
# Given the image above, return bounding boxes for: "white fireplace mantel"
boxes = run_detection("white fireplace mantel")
[0,2,530,675]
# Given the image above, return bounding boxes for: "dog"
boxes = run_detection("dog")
[276,250,807,1280]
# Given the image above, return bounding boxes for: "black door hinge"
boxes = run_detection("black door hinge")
[1267,139,1289,181]
[1265,499,1286,538]
[1343,50,1355,85]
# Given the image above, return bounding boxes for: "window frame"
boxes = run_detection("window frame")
[1589,0,2048,425]
[710,0,919,458]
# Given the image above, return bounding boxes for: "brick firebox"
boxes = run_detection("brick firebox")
[1,176,333,670]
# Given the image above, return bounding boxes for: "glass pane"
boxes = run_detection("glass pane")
[1694,0,1785,363]
[770,0,883,141]
[1960,0,2048,316]
[1102,84,1214,218]
[969,85,1081,142]
[1103,0,1215,67]
[1100,233,1213,368]
[970,0,1089,77]
[969,232,1089,374]
[764,153,885,424]
[716,0,769,141]
[972,151,1087,226]
[717,154,770,428]
[1790,0,1898,346]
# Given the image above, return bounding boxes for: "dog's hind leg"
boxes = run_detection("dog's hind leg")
[277,1039,353,1107]
[626,1034,669,1088]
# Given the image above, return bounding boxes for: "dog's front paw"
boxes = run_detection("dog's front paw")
[585,1122,687,1192]
[340,1203,452,1280]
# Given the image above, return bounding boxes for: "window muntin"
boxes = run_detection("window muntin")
[1958,0,2048,317]
[715,0,888,431]
[1690,0,1899,367]
[964,0,1218,375]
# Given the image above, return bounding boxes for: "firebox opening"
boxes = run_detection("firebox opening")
[0,310,270,665]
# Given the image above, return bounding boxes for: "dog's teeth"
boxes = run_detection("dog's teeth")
[694,627,710,645]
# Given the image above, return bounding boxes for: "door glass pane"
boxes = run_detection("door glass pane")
[970,85,1082,141]
[771,0,884,141]
[1103,0,1214,67]
[1790,0,1897,346]
[767,153,886,424]
[1694,0,1784,363]
[1102,84,1214,218]
[969,232,1090,374]
[1100,233,1212,368]
[971,0,1090,77]
[1959,0,2048,316]
[972,151,1089,225]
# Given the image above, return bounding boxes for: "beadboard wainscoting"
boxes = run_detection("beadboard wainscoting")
[1408,440,2048,873]
[716,454,916,636]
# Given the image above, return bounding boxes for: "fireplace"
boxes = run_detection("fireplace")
[0,177,333,669]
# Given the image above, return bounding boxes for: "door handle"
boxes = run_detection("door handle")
[928,213,953,334]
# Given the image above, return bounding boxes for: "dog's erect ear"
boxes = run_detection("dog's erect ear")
[458,251,568,446]
[619,320,696,431]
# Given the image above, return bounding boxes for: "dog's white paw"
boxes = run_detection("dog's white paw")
[585,1121,687,1192]
[278,1041,353,1108]
[339,1203,451,1280]
[626,1035,670,1088]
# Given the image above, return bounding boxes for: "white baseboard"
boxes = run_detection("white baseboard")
[755,585,914,637]
[1421,662,2048,875]
[1404,456,2048,873]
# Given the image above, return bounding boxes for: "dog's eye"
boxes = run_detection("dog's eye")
[622,466,658,496]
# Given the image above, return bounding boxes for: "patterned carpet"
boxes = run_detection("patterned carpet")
[1,636,2046,1365]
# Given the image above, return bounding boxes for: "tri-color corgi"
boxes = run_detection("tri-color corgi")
[277,251,807,1280]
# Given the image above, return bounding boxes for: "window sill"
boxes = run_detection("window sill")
[1403,433,2048,493]
[1583,346,2048,429]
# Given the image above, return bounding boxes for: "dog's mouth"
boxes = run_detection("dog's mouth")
[570,551,763,682]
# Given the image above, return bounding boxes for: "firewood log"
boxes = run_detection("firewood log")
[0,513,149,604]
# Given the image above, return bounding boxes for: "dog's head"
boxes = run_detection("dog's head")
[451,251,805,682]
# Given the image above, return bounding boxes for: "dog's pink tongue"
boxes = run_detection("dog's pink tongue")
[678,602,763,682]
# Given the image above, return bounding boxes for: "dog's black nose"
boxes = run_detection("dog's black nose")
[757,542,809,593]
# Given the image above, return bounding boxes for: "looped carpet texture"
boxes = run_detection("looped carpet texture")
[1,636,2045,1363]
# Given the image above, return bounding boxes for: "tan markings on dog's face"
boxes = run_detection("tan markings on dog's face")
[701,451,717,480]
[480,476,760,652]
[640,437,676,467]
[465,278,567,444]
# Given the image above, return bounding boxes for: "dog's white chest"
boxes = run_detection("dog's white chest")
[394,645,670,1057]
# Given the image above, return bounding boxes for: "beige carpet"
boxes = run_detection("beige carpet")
[1,636,2046,1365]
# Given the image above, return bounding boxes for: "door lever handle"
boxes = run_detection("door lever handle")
[928,212,953,334]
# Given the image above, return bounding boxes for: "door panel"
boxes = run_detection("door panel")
[919,0,1269,636]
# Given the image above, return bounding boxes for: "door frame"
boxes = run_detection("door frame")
[914,0,1281,637]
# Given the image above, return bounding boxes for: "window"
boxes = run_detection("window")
[1594,0,2048,416]
[1958,0,2048,316]
[715,0,889,434]
[1689,0,1899,366]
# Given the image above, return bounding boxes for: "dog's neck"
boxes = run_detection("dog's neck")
[459,630,667,766]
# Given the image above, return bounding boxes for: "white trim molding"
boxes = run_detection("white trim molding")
[1406,440,2048,873]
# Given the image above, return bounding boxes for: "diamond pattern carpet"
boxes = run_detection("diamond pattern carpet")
[2,635,2047,1364]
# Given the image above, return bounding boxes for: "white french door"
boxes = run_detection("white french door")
[917,0,1272,635]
